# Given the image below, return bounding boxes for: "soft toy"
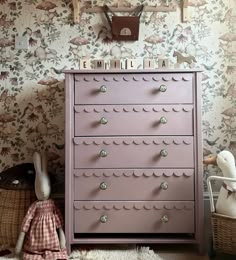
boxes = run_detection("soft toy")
[15,151,68,260]
[204,150,236,217]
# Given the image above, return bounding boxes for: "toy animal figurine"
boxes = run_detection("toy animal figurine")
[173,50,196,65]
[15,151,68,260]
[204,150,236,217]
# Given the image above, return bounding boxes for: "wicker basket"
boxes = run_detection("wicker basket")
[211,213,236,255]
[207,175,236,256]
[0,163,36,249]
[0,189,36,248]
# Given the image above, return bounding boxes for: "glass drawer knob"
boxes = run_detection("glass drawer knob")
[160,149,168,157]
[100,215,108,223]
[161,215,169,223]
[160,182,168,190]
[100,150,107,157]
[100,182,108,190]
[12,180,19,185]
[100,85,107,93]
[160,85,167,92]
[160,116,168,124]
[100,117,108,124]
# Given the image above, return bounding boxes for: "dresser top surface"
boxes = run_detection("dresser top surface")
[63,68,202,74]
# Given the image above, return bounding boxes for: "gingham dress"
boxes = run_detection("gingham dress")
[21,199,68,260]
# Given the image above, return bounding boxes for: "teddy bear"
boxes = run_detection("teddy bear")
[15,151,68,260]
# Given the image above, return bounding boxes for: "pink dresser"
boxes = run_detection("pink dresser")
[64,69,204,254]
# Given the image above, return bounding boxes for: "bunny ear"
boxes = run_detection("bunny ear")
[41,151,48,173]
[203,156,217,165]
[33,151,42,172]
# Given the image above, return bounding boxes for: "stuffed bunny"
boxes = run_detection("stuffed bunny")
[15,151,68,260]
[204,150,236,217]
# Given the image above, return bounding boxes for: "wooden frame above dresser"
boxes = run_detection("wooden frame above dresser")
[64,69,204,254]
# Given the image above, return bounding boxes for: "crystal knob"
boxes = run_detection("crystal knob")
[100,215,108,223]
[160,181,168,190]
[160,149,168,157]
[100,85,107,93]
[160,85,167,92]
[100,150,107,157]
[100,182,108,190]
[161,215,169,223]
[100,117,108,124]
[160,116,168,124]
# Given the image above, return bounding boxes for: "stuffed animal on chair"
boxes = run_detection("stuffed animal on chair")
[15,151,68,260]
[204,150,236,217]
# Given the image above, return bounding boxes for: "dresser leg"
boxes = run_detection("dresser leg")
[66,244,71,256]
[198,241,206,255]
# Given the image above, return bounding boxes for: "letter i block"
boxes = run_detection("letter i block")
[110,59,121,69]
[144,59,155,69]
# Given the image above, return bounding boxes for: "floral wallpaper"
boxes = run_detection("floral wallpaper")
[0,0,235,194]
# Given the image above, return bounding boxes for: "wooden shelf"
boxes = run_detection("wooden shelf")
[72,1,177,24]
[182,0,189,22]
[81,4,176,13]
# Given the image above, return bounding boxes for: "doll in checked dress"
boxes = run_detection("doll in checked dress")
[15,152,68,260]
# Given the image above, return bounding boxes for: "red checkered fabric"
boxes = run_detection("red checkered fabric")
[21,199,68,260]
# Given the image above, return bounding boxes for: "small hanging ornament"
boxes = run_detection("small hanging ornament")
[103,4,144,41]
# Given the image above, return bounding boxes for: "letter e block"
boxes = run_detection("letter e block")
[80,59,91,70]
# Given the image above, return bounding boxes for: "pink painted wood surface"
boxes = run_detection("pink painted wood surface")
[64,70,203,253]
[74,105,193,136]
[64,73,74,255]
[71,237,197,244]
[64,68,202,74]
[73,137,194,168]
[73,201,194,233]
[74,73,193,104]
[73,169,194,201]
[193,71,204,254]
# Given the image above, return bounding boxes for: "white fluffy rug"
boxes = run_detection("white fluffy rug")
[70,246,162,260]
[0,246,162,260]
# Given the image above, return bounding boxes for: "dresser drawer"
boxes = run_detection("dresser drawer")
[74,105,193,136]
[73,201,194,233]
[73,169,194,201]
[73,137,194,169]
[74,73,193,104]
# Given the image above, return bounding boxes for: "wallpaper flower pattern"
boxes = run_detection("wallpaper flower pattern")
[0,0,235,193]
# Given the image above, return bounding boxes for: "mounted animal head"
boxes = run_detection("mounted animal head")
[33,151,51,201]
